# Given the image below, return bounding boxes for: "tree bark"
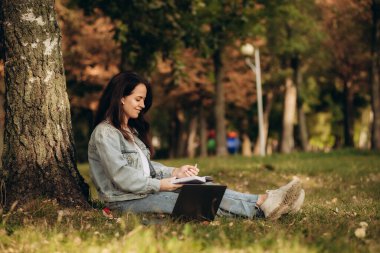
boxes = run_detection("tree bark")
[178,129,188,157]
[280,77,297,153]
[169,107,183,158]
[371,0,380,150]
[213,49,227,156]
[168,116,177,159]
[1,0,89,209]
[0,0,5,163]
[199,105,207,157]
[298,107,309,150]
[187,116,198,158]
[293,57,309,151]
[254,91,274,155]
[242,134,252,157]
[175,108,187,157]
[0,71,4,166]
[343,80,354,147]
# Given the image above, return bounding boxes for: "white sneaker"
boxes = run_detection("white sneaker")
[259,177,302,220]
[289,189,305,214]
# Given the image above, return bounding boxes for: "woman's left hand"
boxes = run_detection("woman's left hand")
[172,165,199,178]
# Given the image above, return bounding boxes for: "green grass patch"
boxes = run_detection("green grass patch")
[1,150,379,252]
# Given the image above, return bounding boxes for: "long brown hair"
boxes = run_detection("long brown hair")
[94,71,153,152]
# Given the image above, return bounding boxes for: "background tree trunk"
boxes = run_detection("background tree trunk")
[371,0,380,150]
[213,49,227,156]
[293,58,309,151]
[199,106,207,157]
[254,91,274,155]
[0,0,4,167]
[175,108,187,157]
[178,130,188,157]
[343,80,354,147]
[169,107,184,158]
[1,0,89,208]
[242,134,252,157]
[298,107,309,151]
[187,116,198,158]
[0,75,4,166]
[280,77,297,153]
[168,116,178,159]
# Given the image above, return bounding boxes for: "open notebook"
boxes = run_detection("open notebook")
[172,175,213,184]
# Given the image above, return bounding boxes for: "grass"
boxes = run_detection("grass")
[1,149,379,252]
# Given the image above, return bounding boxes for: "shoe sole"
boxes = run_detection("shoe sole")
[267,179,302,220]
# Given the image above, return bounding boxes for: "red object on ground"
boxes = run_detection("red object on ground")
[102,207,113,218]
[103,207,111,215]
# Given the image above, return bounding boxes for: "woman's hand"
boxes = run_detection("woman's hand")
[172,165,199,178]
[159,177,182,191]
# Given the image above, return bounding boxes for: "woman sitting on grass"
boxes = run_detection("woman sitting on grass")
[88,71,305,220]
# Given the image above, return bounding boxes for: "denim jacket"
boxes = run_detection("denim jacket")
[88,121,174,202]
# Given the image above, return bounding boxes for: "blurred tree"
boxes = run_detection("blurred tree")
[0,0,89,208]
[73,0,184,74]
[179,0,259,156]
[370,0,380,149]
[261,0,322,153]
[72,0,200,158]
[319,0,371,147]
[76,0,260,157]
[56,0,120,161]
[0,0,5,162]
[152,43,259,158]
[151,49,214,158]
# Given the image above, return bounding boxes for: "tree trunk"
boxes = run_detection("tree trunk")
[280,77,297,153]
[298,107,309,150]
[187,116,198,158]
[242,134,252,157]
[199,105,207,157]
[213,49,227,156]
[1,0,89,209]
[0,72,4,166]
[254,91,274,155]
[178,129,188,157]
[343,80,354,147]
[371,0,380,150]
[293,57,309,151]
[0,0,5,164]
[169,107,183,158]
[176,108,187,157]
[168,115,177,159]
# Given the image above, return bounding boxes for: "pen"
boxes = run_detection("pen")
[195,163,198,168]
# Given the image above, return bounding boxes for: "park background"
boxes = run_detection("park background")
[0,0,379,252]
[1,0,379,160]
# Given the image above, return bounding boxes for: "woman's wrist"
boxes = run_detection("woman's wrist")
[172,167,179,177]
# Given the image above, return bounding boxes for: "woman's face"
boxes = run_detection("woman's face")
[121,83,147,121]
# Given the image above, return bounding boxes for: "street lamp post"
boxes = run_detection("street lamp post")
[241,43,265,156]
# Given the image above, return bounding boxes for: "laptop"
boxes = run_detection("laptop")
[171,184,227,221]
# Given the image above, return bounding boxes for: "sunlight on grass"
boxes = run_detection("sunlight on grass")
[1,150,379,253]
[1,222,318,253]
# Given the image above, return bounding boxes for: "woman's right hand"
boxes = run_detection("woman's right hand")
[160,177,182,191]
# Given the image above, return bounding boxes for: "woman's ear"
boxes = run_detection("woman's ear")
[121,97,125,105]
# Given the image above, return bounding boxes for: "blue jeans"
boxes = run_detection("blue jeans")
[107,189,263,219]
